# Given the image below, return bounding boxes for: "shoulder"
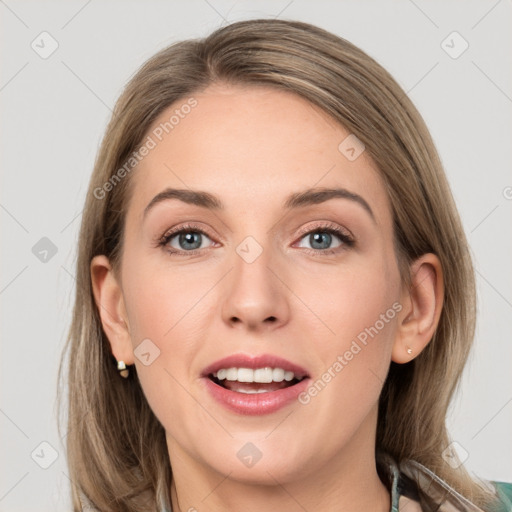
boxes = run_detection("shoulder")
[376,450,512,512]
[489,481,512,512]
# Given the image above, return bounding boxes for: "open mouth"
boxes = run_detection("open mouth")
[208,367,306,394]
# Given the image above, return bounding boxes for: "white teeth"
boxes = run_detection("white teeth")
[272,368,285,382]
[212,367,300,383]
[236,388,269,394]
[226,368,238,381]
[254,368,273,383]
[237,368,254,382]
[284,371,294,382]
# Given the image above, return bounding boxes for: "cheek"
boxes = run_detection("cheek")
[293,253,400,417]
[122,254,210,341]
[121,253,217,396]
[297,256,399,355]
[120,262,211,431]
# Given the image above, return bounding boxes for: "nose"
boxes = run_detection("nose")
[221,240,291,332]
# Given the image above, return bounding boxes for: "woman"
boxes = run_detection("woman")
[58,18,512,511]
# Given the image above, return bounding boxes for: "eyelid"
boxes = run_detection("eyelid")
[292,221,355,255]
[157,222,216,244]
[157,220,355,256]
[294,220,354,240]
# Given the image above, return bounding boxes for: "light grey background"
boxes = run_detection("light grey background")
[1,1,511,510]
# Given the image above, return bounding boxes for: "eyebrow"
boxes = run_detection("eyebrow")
[143,186,375,222]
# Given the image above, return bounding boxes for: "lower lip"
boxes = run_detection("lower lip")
[202,377,310,415]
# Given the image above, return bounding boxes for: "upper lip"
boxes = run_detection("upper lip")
[201,353,310,379]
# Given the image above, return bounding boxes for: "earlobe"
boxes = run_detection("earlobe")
[391,253,444,364]
[90,255,134,365]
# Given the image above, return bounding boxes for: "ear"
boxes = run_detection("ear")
[90,255,134,365]
[392,253,444,364]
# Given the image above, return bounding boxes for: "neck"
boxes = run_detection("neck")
[167,407,391,512]
[170,464,390,512]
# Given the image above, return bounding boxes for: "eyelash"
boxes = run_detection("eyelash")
[157,222,355,257]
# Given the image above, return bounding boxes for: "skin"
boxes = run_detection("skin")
[91,84,444,512]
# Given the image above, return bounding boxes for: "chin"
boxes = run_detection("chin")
[196,440,317,485]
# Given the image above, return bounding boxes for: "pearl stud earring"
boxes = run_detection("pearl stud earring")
[117,360,130,378]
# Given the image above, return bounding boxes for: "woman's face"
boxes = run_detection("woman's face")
[116,84,404,483]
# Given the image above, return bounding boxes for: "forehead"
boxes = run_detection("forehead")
[126,84,391,225]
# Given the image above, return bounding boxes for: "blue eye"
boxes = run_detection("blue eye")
[158,222,354,257]
[159,224,214,255]
[296,226,354,255]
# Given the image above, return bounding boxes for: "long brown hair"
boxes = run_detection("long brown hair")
[57,18,499,511]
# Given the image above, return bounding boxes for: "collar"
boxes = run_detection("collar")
[376,450,499,512]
